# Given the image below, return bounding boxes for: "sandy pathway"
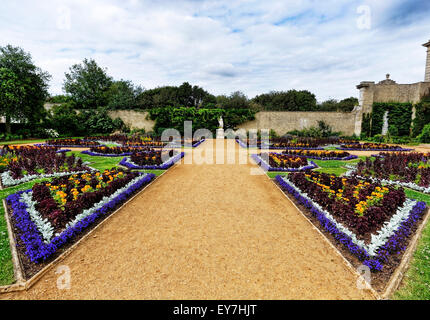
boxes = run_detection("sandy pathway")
[2,140,373,300]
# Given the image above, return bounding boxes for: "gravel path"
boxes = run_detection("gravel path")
[2,140,373,300]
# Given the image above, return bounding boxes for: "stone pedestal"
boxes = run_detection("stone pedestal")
[216,129,225,139]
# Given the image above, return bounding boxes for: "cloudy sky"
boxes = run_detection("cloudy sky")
[1,0,429,101]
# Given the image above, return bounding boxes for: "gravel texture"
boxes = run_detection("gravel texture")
[2,140,373,300]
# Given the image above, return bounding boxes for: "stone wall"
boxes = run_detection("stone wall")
[357,78,430,115]
[104,109,359,136]
[107,110,155,132]
[238,111,359,136]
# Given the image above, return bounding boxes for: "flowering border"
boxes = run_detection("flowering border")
[282,153,358,161]
[81,150,134,157]
[236,139,324,150]
[36,143,100,148]
[119,152,185,170]
[275,175,427,271]
[126,139,205,149]
[337,147,414,151]
[6,173,155,263]
[0,169,93,188]
[251,153,318,172]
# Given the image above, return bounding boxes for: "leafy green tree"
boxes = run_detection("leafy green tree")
[252,90,317,111]
[136,82,216,109]
[0,45,51,134]
[63,58,112,109]
[217,91,250,109]
[106,80,143,109]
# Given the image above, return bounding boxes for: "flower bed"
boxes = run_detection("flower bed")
[275,171,427,271]
[351,153,430,194]
[44,139,101,148]
[236,139,324,150]
[120,151,185,170]
[282,149,358,161]
[6,169,155,265]
[251,153,318,172]
[338,143,413,151]
[81,146,155,157]
[0,147,91,187]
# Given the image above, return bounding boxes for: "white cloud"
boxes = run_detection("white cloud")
[0,0,429,101]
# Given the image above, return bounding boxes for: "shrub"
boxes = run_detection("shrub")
[418,123,430,143]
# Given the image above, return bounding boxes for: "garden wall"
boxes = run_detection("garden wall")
[107,110,155,132]
[238,111,359,136]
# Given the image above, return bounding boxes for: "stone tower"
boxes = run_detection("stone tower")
[424,39,430,82]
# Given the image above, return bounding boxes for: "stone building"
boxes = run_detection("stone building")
[355,39,430,135]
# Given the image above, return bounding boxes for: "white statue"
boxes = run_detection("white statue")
[218,116,224,129]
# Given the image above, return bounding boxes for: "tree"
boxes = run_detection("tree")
[0,45,51,134]
[252,90,317,111]
[106,80,143,109]
[63,58,112,109]
[217,91,250,109]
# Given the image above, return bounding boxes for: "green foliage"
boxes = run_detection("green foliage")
[148,107,255,135]
[46,105,124,136]
[0,45,51,134]
[106,80,143,110]
[80,108,125,135]
[46,95,72,104]
[252,90,317,111]
[46,103,83,136]
[370,102,413,137]
[317,97,358,112]
[216,91,250,109]
[136,82,216,109]
[287,121,340,138]
[412,102,430,137]
[417,123,430,143]
[361,113,371,137]
[63,58,113,109]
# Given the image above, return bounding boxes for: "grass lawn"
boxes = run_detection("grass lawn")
[394,220,430,300]
[0,139,46,146]
[266,157,364,179]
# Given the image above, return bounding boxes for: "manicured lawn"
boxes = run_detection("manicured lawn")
[266,157,364,179]
[394,220,430,300]
[0,139,46,146]
[67,151,165,176]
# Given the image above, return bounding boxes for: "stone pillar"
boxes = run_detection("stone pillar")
[423,40,430,82]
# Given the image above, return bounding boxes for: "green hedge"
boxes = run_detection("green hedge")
[370,102,413,137]
[148,107,255,135]
[412,102,430,137]
[361,113,371,137]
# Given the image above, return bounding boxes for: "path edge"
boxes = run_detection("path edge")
[251,159,381,300]
[0,165,178,294]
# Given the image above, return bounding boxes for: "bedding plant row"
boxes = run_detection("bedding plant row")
[252,153,318,172]
[338,142,413,151]
[351,152,430,194]
[7,168,155,277]
[0,144,170,283]
[0,145,90,188]
[276,171,427,272]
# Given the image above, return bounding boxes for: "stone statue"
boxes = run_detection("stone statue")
[218,116,224,129]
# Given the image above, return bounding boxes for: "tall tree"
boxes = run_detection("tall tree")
[63,58,112,109]
[0,45,51,134]
[106,80,143,109]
